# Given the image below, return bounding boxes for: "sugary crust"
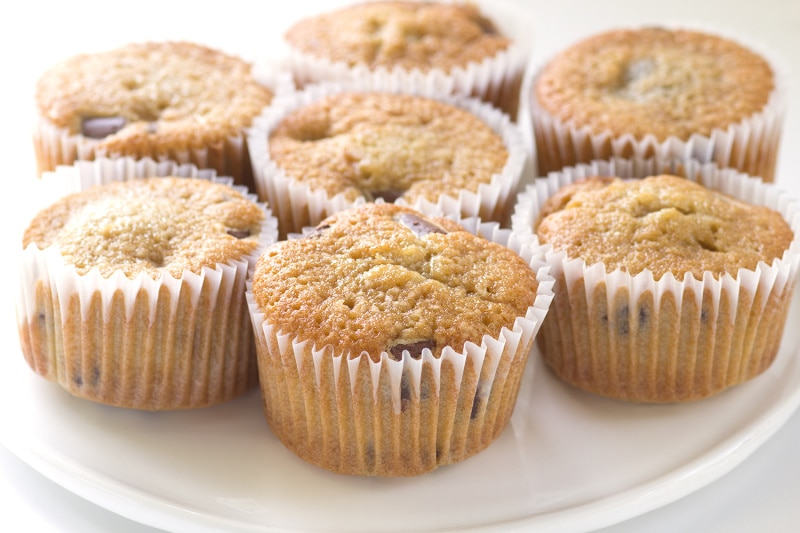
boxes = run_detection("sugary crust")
[283,1,510,72]
[35,41,273,155]
[23,177,265,278]
[535,175,793,279]
[251,203,538,361]
[534,28,774,140]
[268,92,508,203]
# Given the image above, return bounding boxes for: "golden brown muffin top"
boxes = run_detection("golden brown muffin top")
[23,177,265,279]
[268,91,508,203]
[534,27,774,140]
[252,203,539,361]
[535,175,793,280]
[35,41,273,155]
[283,1,510,72]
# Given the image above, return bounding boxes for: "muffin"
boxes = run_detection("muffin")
[33,41,284,190]
[528,27,785,181]
[278,0,530,119]
[16,175,279,410]
[247,202,554,476]
[512,162,800,402]
[248,85,529,238]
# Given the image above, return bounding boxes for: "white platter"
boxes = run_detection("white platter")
[2,226,800,533]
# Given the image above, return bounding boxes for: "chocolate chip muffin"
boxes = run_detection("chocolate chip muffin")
[513,168,799,402]
[529,27,784,181]
[281,0,528,118]
[247,202,554,476]
[34,41,277,189]
[17,176,278,410]
[250,87,527,237]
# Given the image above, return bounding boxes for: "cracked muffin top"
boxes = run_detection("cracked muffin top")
[268,91,508,203]
[23,177,265,279]
[534,175,793,280]
[534,27,774,140]
[35,41,273,155]
[283,1,510,72]
[251,203,539,361]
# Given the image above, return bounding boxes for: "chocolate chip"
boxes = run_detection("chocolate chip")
[370,189,404,203]
[227,229,251,239]
[81,116,127,139]
[396,213,446,237]
[638,306,649,328]
[475,15,499,35]
[470,392,483,420]
[388,339,435,360]
[616,305,630,335]
[304,223,331,238]
[401,378,411,403]
[73,374,83,387]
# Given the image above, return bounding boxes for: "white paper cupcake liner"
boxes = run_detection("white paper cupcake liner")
[525,24,788,182]
[16,169,280,410]
[247,81,531,238]
[511,158,800,402]
[246,210,554,476]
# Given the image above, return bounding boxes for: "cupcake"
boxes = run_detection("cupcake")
[512,161,800,402]
[278,0,530,119]
[528,27,785,181]
[33,41,286,190]
[248,84,529,238]
[247,202,554,476]
[16,175,279,410]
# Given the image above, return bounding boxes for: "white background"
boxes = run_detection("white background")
[1,0,799,531]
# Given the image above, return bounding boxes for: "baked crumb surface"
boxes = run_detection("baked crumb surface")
[35,41,273,154]
[23,177,265,278]
[284,1,510,71]
[535,28,774,140]
[535,175,793,279]
[252,203,538,360]
[268,92,508,203]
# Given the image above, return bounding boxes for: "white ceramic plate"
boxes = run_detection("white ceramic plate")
[2,213,800,533]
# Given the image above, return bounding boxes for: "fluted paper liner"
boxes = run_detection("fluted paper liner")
[511,159,800,402]
[15,168,280,410]
[246,215,555,476]
[33,67,295,190]
[247,81,530,239]
[525,25,787,182]
[32,155,234,205]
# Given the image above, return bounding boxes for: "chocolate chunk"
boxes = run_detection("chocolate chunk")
[389,339,435,360]
[470,392,483,420]
[401,379,411,402]
[370,189,404,203]
[227,229,251,239]
[396,213,446,237]
[81,116,127,139]
[638,306,649,328]
[304,223,331,238]
[616,305,630,335]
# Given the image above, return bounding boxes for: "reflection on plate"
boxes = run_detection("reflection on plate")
[2,240,800,533]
